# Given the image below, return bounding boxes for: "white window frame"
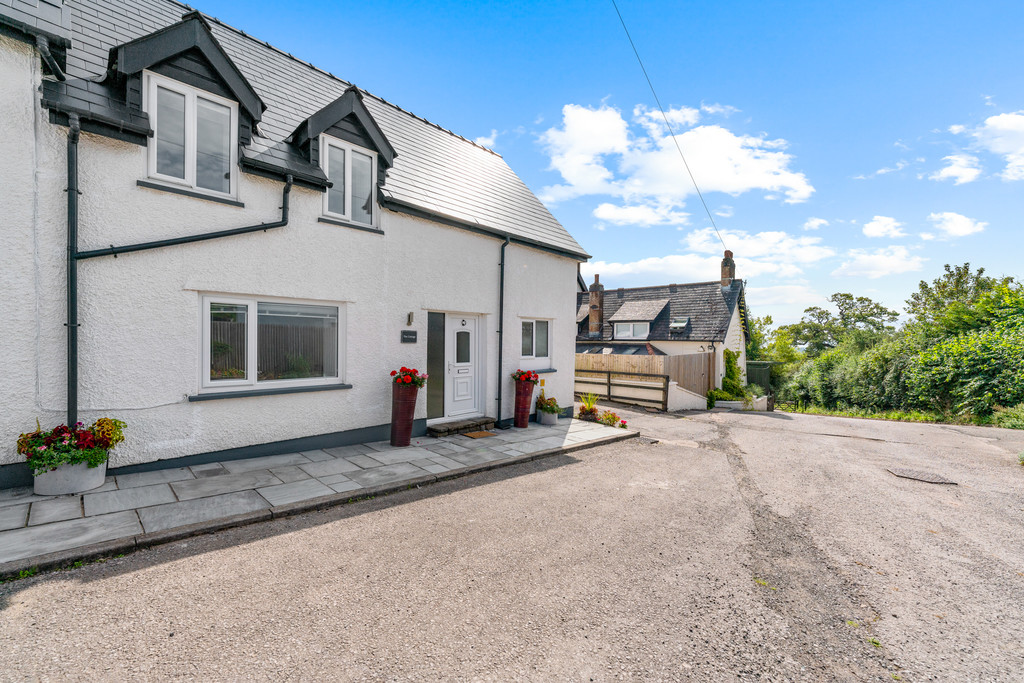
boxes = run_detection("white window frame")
[200,294,345,393]
[614,322,650,340]
[320,134,377,227]
[144,70,239,199]
[520,318,550,359]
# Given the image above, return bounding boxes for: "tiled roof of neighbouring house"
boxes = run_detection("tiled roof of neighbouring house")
[7,0,589,260]
[578,280,745,343]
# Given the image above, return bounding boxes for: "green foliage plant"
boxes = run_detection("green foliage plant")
[993,404,1024,430]
[17,418,127,476]
[577,392,600,421]
[597,410,627,428]
[535,389,561,414]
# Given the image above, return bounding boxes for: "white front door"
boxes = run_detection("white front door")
[445,315,478,417]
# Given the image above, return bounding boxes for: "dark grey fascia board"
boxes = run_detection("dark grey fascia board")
[188,383,353,401]
[239,155,330,191]
[112,13,265,121]
[42,100,152,145]
[293,86,397,167]
[381,197,591,262]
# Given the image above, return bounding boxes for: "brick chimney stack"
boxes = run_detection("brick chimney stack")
[721,250,736,287]
[588,274,604,337]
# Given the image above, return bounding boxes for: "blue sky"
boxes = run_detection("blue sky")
[200,0,1024,323]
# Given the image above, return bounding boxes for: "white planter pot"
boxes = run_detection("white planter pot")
[33,461,107,496]
[539,411,559,425]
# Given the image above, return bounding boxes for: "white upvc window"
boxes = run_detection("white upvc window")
[614,322,650,339]
[321,135,376,226]
[201,295,344,392]
[521,319,550,359]
[145,71,239,198]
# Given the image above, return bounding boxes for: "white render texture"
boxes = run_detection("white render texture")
[0,39,580,468]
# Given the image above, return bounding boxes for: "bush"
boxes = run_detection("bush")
[993,404,1024,430]
[707,388,733,409]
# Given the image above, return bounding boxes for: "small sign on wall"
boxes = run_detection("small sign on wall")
[401,330,417,343]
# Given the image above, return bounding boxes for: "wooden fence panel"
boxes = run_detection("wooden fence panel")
[574,353,665,376]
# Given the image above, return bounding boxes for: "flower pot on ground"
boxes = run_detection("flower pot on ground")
[511,370,539,428]
[390,367,428,447]
[577,392,600,422]
[536,389,561,425]
[17,418,127,496]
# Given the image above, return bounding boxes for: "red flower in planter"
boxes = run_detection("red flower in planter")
[390,370,397,376]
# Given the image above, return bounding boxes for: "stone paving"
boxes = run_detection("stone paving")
[0,419,631,570]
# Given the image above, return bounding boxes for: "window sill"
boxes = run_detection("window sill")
[318,215,383,234]
[534,368,557,373]
[188,383,352,402]
[138,179,244,207]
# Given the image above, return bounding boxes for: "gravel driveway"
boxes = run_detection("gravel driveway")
[2,409,1023,681]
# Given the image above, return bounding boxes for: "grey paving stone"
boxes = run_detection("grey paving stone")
[422,444,456,456]
[28,496,83,526]
[170,470,282,502]
[84,483,176,517]
[90,478,120,493]
[327,480,363,494]
[448,450,507,467]
[298,457,362,479]
[362,447,435,466]
[0,487,48,509]
[506,441,549,455]
[345,462,430,488]
[221,452,311,474]
[317,472,353,486]
[322,444,371,458]
[0,504,29,531]
[137,490,270,534]
[298,449,335,462]
[427,454,464,470]
[268,465,311,483]
[410,458,451,474]
[363,441,395,453]
[0,511,142,564]
[256,479,335,507]
[345,454,383,469]
[190,463,228,478]
[439,442,469,453]
[116,467,195,490]
[531,436,571,449]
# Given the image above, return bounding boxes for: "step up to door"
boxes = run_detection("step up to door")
[427,416,496,438]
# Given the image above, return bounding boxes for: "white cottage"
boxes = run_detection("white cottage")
[0,0,588,488]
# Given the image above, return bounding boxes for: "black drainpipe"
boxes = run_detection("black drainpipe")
[66,114,80,426]
[36,35,66,82]
[64,162,293,425]
[495,236,510,428]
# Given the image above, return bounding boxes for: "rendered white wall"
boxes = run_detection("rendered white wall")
[0,39,582,469]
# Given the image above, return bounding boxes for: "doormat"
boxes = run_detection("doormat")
[463,431,496,439]
[887,468,957,485]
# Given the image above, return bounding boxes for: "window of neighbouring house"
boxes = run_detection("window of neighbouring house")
[614,322,649,339]
[521,319,549,358]
[321,136,376,226]
[203,296,343,392]
[146,72,238,198]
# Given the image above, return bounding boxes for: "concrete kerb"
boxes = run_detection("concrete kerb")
[0,430,639,581]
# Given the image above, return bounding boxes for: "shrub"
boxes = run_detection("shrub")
[993,404,1024,430]
[706,388,733,409]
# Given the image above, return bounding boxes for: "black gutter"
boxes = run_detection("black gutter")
[77,176,293,260]
[66,114,80,427]
[36,35,65,81]
[496,236,510,428]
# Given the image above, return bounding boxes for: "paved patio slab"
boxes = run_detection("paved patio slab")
[256,479,335,507]
[27,496,83,526]
[0,511,142,564]
[345,462,430,487]
[0,504,29,532]
[171,471,282,501]
[116,467,195,489]
[84,483,177,517]
[138,491,270,534]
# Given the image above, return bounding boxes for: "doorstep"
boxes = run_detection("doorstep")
[426,416,496,437]
[0,419,635,578]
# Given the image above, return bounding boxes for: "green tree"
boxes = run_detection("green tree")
[905,263,1015,332]
[782,293,898,356]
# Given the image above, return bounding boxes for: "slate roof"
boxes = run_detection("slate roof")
[608,299,669,322]
[576,302,590,324]
[6,0,589,259]
[577,280,745,343]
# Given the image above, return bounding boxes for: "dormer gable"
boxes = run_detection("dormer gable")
[109,11,264,145]
[292,86,396,172]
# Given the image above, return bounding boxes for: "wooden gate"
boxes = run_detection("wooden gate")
[663,352,715,396]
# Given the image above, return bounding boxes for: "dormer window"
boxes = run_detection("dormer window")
[614,322,649,339]
[321,136,376,227]
[146,71,238,197]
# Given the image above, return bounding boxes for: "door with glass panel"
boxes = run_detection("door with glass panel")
[445,315,478,417]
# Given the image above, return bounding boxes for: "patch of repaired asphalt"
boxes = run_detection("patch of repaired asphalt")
[703,422,898,681]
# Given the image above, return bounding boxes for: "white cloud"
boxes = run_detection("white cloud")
[948,124,966,135]
[538,103,814,221]
[593,202,688,226]
[927,211,987,238]
[832,246,926,279]
[745,284,828,324]
[684,227,835,278]
[854,160,909,179]
[701,102,740,116]
[580,253,718,284]
[803,217,828,231]
[862,216,906,238]
[715,205,734,218]
[972,111,1024,180]
[919,232,936,241]
[929,154,981,184]
[474,129,498,148]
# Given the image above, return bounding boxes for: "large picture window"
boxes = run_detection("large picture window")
[203,296,343,391]
[321,136,376,226]
[146,72,238,198]
[521,319,549,358]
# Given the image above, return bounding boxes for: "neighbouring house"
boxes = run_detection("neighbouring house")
[0,0,588,489]
[576,251,749,388]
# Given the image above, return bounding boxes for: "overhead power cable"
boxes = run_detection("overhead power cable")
[610,0,728,251]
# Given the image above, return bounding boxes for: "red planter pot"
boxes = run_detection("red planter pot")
[390,382,419,447]
[513,379,536,429]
